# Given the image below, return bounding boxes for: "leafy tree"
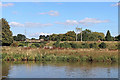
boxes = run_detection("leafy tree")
[45,35,50,40]
[13,34,26,41]
[31,38,36,40]
[91,32,104,41]
[49,34,58,41]
[65,31,76,41]
[39,35,45,40]
[1,18,13,46]
[13,36,17,41]
[105,30,113,41]
[81,29,91,41]
[115,35,120,41]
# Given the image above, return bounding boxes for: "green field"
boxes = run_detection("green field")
[2,46,118,62]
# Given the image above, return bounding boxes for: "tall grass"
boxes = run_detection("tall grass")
[2,46,118,62]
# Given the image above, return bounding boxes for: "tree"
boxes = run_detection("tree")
[65,31,76,41]
[1,18,13,46]
[115,35,120,41]
[39,35,45,40]
[105,30,113,41]
[82,29,91,41]
[31,38,36,40]
[13,36,17,41]
[13,34,26,41]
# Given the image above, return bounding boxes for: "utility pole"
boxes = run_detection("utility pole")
[76,26,78,41]
[76,26,82,42]
[24,27,27,42]
[76,32,77,41]
[81,27,82,42]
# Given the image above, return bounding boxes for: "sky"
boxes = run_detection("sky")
[1,2,119,39]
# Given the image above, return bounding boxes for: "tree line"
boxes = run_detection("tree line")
[39,29,119,41]
[1,18,120,46]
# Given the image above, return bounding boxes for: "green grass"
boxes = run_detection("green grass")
[2,46,118,62]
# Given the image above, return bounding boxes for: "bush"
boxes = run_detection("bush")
[118,43,120,49]
[39,43,45,48]
[99,42,106,48]
[59,42,71,48]
[70,43,78,48]
[89,43,97,48]
[64,42,71,48]
[60,43,65,48]
[81,43,89,48]
[18,43,25,47]
[18,42,28,47]
[18,44,24,47]
[11,42,18,47]
[31,43,40,48]
[30,45,36,48]
[53,40,60,48]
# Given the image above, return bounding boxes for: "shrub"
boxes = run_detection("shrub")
[39,43,45,48]
[30,43,40,48]
[99,42,106,48]
[18,42,28,47]
[81,43,89,48]
[18,43,25,47]
[41,41,48,44]
[70,43,78,48]
[34,43,40,47]
[89,43,97,48]
[64,42,71,48]
[18,44,24,47]
[60,43,65,48]
[60,42,71,48]
[11,42,18,47]
[118,43,120,49]
[53,40,60,48]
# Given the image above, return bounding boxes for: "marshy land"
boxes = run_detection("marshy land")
[2,41,119,62]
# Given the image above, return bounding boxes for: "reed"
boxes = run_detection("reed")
[2,46,118,62]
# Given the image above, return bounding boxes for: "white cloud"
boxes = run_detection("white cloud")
[9,22,53,27]
[56,20,79,25]
[0,2,14,7]
[29,32,52,38]
[111,3,120,6]
[79,17,109,26]
[9,22,24,27]
[25,22,53,27]
[56,18,109,26]
[39,10,59,16]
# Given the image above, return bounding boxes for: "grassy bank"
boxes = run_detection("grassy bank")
[2,46,118,62]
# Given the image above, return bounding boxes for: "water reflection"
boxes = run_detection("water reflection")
[2,61,118,78]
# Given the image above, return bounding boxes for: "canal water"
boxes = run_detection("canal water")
[2,61,118,78]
